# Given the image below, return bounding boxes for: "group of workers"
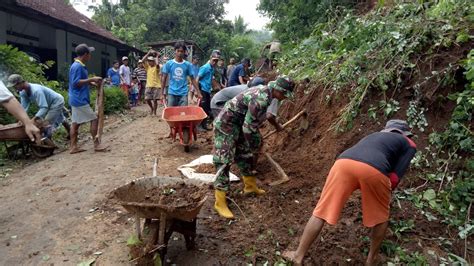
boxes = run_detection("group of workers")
[0,39,418,264]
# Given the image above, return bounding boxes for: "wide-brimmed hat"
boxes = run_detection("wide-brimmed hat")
[7,74,25,87]
[268,76,295,99]
[147,56,155,61]
[382,119,413,137]
[75,43,95,56]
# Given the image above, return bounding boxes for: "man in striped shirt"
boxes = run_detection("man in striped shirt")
[132,60,147,104]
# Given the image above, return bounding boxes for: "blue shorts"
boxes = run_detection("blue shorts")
[167,94,188,107]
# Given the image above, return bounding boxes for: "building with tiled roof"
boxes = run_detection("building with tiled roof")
[0,0,142,79]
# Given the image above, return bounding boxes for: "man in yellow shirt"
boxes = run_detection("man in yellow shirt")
[142,49,162,115]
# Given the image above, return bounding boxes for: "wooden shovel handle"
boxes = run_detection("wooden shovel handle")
[263,109,307,139]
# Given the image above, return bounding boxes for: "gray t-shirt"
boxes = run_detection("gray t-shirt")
[211,84,279,115]
[0,81,13,103]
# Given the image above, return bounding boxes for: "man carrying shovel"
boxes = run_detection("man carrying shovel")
[68,43,108,154]
[213,76,295,219]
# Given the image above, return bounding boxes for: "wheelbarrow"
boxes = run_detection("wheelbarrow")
[0,123,56,159]
[112,176,208,264]
[162,100,207,152]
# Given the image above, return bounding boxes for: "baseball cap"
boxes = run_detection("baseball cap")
[138,59,143,63]
[75,43,95,56]
[268,76,295,99]
[122,56,129,61]
[7,74,25,87]
[382,119,413,137]
[147,56,155,61]
[211,50,221,60]
[248,77,265,87]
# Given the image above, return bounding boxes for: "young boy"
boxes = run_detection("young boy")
[130,77,139,107]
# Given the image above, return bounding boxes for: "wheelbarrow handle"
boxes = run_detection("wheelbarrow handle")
[162,97,167,108]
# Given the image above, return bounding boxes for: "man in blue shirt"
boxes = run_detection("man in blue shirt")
[228,58,251,86]
[7,74,70,138]
[161,42,201,106]
[106,60,121,87]
[68,43,107,154]
[196,51,220,130]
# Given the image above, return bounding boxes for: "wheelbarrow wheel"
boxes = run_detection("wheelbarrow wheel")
[31,139,56,158]
[182,128,191,152]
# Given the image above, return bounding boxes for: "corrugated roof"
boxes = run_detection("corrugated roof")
[14,0,125,45]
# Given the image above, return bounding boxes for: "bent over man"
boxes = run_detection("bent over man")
[283,119,417,265]
[213,76,295,219]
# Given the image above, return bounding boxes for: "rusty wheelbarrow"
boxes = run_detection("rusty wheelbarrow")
[112,176,208,264]
[0,123,56,159]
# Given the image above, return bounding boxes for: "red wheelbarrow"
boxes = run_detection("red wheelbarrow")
[162,101,207,152]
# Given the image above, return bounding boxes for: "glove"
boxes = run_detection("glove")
[388,172,399,190]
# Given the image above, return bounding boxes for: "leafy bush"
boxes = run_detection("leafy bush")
[102,86,128,115]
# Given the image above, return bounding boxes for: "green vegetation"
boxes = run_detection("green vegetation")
[408,49,473,240]
[90,0,270,61]
[278,0,473,131]
[258,0,357,44]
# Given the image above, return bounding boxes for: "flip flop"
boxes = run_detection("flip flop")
[70,148,86,154]
[94,144,109,152]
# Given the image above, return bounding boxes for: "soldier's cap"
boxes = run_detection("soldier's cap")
[268,76,295,99]
[75,43,95,56]
[381,119,413,137]
[7,74,25,87]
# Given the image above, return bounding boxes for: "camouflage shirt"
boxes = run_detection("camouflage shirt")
[214,85,272,150]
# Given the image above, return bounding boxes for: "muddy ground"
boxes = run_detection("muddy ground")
[0,101,471,265]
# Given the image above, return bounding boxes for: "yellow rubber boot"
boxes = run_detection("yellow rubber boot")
[243,176,266,195]
[214,190,234,219]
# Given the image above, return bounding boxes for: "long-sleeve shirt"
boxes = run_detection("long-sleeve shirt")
[338,131,417,180]
[215,85,272,150]
[20,83,64,119]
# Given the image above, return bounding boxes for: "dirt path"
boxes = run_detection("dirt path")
[0,105,218,265]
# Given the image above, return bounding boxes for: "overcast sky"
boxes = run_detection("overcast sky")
[224,0,270,31]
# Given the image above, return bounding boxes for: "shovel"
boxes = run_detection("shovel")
[262,109,309,186]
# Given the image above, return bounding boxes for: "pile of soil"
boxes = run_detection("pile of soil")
[192,163,215,174]
[116,181,207,211]
[142,183,206,210]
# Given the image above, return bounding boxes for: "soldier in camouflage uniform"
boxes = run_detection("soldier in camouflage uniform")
[213,76,295,219]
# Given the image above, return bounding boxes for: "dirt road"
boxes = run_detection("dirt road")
[0,106,218,265]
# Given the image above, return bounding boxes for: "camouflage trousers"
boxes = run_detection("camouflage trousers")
[213,128,254,191]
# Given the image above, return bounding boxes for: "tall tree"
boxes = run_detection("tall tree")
[233,15,249,35]
[257,0,357,43]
